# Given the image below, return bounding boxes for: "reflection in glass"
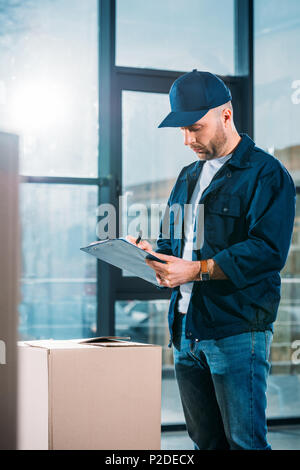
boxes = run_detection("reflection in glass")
[255,0,300,418]
[19,184,98,340]
[254,0,300,184]
[116,0,235,75]
[0,0,98,177]
[121,90,195,243]
[115,299,185,425]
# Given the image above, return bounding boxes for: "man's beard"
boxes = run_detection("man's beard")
[202,124,228,160]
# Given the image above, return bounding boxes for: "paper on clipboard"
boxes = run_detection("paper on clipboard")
[80,238,167,287]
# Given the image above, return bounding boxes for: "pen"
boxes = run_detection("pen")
[135,230,142,245]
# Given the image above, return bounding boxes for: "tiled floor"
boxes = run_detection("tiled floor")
[161,426,300,450]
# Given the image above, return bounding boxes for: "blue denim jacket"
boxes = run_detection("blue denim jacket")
[156,133,296,346]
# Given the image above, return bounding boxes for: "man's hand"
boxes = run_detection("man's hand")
[145,254,229,287]
[126,235,153,253]
[145,253,200,288]
[126,235,229,286]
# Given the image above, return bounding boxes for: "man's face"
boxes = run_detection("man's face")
[180,108,227,160]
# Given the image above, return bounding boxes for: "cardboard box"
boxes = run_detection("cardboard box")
[17,337,162,450]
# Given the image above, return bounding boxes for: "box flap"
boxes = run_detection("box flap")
[21,337,158,349]
[77,337,155,347]
[81,341,156,347]
[77,336,131,344]
[22,340,85,350]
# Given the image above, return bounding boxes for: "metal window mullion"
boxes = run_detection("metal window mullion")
[19,175,110,186]
[234,0,254,137]
[97,0,117,337]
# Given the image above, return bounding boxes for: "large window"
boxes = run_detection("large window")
[19,184,98,340]
[116,0,235,75]
[0,0,98,177]
[0,0,99,339]
[254,0,300,418]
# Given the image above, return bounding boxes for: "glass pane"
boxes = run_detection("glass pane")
[254,0,300,418]
[115,299,184,425]
[267,194,300,418]
[116,0,235,75]
[121,90,195,274]
[18,184,98,340]
[254,0,300,184]
[0,0,98,177]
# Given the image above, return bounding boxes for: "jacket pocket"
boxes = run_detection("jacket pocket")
[206,193,241,218]
[204,194,243,248]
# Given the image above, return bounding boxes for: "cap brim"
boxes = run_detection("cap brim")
[158,109,209,128]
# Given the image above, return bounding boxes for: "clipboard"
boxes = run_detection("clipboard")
[80,238,167,287]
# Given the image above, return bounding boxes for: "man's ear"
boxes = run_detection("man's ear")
[223,108,232,127]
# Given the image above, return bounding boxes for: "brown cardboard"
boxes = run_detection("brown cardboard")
[17,343,49,450]
[17,337,162,450]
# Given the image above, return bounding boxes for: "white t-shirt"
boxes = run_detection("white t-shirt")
[177,153,232,313]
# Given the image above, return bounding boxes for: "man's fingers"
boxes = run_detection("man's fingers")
[156,274,170,287]
[152,252,174,262]
[126,235,153,252]
[125,235,136,244]
[146,259,169,274]
[138,240,153,252]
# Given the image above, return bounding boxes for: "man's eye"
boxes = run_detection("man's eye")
[180,126,201,132]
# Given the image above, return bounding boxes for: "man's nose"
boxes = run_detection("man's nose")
[183,130,196,146]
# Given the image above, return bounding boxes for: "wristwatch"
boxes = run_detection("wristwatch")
[199,259,210,281]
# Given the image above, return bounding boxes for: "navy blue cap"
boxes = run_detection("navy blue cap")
[158,69,232,128]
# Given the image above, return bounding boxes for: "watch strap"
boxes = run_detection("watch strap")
[200,259,210,281]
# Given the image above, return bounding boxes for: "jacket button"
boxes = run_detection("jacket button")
[223,207,228,212]
[226,172,232,178]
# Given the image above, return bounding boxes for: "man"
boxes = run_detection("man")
[131,69,296,450]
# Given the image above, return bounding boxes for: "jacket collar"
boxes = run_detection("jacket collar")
[226,133,255,169]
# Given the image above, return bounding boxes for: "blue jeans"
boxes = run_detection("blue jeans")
[172,311,273,450]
